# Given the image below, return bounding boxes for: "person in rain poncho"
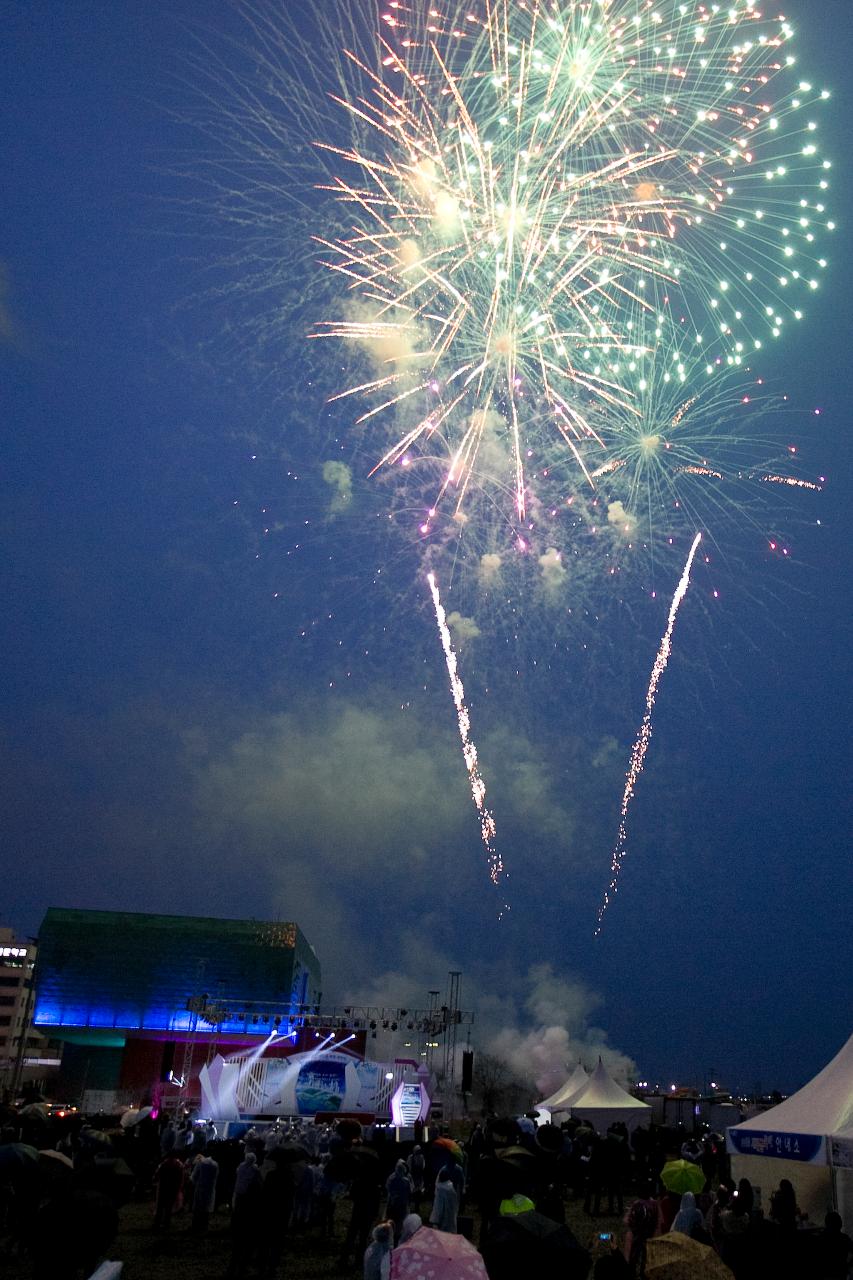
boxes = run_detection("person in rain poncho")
[429,1167,458,1233]
[228,1151,262,1279]
[670,1190,704,1238]
[398,1213,422,1244]
[363,1220,393,1280]
[406,1144,425,1201]
[623,1181,658,1274]
[190,1153,219,1233]
[153,1152,184,1230]
[385,1159,414,1239]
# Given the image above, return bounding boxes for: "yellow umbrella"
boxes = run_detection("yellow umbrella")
[660,1159,706,1195]
[646,1234,734,1279]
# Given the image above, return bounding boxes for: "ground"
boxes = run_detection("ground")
[2,1196,629,1278]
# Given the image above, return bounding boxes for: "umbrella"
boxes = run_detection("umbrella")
[20,1103,49,1121]
[119,1106,153,1129]
[39,1149,75,1171]
[661,1159,706,1196]
[645,1233,735,1279]
[391,1225,488,1279]
[480,1211,591,1280]
[499,1145,537,1165]
[78,1129,114,1152]
[434,1136,463,1160]
[535,1123,564,1154]
[0,1143,40,1178]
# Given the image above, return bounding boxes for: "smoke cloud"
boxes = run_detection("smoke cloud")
[447,611,480,645]
[322,460,353,515]
[478,553,502,586]
[607,500,635,532]
[485,964,637,1093]
[538,546,567,598]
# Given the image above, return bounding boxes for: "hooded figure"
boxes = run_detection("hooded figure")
[399,1213,422,1244]
[429,1168,458,1234]
[670,1190,704,1237]
[363,1220,394,1280]
[190,1154,219,1232]
[386,1159,414,1237]
[233,1150,261,1202]
[406,1144,425,1194]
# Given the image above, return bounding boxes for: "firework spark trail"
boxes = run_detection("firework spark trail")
[596,531,703,935]
[427,571,508,908]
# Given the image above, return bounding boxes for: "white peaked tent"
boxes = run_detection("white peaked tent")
[727,1030,853,1232]
[552,1059,651,1133]
[535,1061,590,1120]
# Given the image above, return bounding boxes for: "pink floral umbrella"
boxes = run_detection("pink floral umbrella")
[391,1227,488,1280]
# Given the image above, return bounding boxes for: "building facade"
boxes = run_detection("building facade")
[0,926,62,1098]
[32,908,322,1107]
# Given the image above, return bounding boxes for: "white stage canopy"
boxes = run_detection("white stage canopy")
[552,1059,651,1133]
[535,1061,589,1117]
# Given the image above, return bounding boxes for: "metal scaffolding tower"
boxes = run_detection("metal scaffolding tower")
[442,971,462,1123]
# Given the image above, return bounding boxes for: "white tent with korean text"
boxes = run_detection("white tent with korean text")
[727,1030,853,1232]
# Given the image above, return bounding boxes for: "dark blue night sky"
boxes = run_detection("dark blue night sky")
[2,1,851,1095]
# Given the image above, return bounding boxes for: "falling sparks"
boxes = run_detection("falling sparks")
[760,473,822,491]
[596,531,703,934]
[427,571,507,906]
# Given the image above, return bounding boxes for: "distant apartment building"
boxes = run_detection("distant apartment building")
[0,926,61,1097]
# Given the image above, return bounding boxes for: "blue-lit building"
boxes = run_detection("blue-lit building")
[33,908,322,1103]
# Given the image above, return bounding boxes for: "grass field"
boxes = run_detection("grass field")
[2,1194,629,1278]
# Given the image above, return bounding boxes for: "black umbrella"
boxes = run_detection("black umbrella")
[499,1145,538,1165]
[0,1143,40,1178]
[535,1124,564,1154]
[477,1154,533,1200]
[481,1210,591,1280]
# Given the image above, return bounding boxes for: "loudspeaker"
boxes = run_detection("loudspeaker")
[461,1049,474,1092]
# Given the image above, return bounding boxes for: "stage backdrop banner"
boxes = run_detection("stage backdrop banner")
[258,1052,381,1116]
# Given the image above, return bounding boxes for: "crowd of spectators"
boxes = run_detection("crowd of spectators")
[1,1102,850,1279]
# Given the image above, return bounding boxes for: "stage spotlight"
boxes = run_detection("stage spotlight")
[370,1021,377,1030]
[391,1022,398,1031]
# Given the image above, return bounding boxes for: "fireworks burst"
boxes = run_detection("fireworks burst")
[595,530,703,933]
[179,3,832,915]
[427,570,508,905]
[311,0,831,530]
